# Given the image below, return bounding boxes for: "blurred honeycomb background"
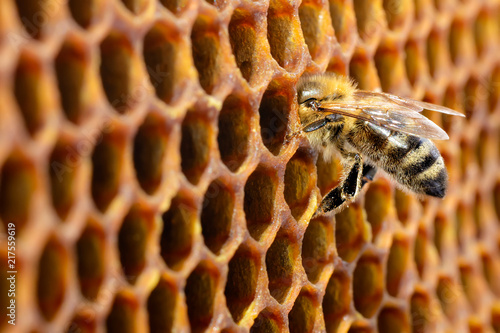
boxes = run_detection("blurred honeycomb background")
[1,0,500,332]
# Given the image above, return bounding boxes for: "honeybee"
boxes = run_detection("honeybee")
[294,73,465,216]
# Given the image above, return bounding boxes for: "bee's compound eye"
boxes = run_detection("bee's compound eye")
[303,98,318,110]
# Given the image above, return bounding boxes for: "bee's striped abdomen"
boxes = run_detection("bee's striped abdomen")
[395,136,447,197]
[350,122,448,198]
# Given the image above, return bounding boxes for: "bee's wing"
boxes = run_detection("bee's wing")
[319,101,451,140]
[355,90,466,117]
[403,98,466,117]
[353,91,423,112]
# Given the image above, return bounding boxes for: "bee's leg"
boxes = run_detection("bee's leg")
[285,119,328,143]
[302,118,330,132]
[361,164,377,188]
[286,114,342,142]
[314,154,363,216]
[303,114,343,133]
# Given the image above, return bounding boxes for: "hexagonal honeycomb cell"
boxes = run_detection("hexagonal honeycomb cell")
[2,0,500,332]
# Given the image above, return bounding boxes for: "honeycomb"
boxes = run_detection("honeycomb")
[1,0,500,332]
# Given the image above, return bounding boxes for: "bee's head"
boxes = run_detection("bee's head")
[296,73,356,123]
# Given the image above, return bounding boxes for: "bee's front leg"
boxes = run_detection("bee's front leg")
[286,115,339,143]
[284,130,304,144]
[285,119,324,143]
[314,154,363,217]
